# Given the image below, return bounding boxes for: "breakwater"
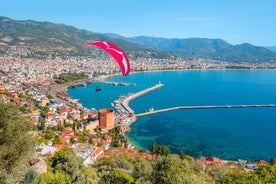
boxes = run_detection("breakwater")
[115,82,276,117]
[121,82,164,114]
[114,82,164,116]
[136,104,276,116]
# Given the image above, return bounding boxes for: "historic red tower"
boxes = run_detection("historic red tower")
[98,108,115,130]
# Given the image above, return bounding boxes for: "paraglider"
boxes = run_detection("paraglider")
[83,41,130,76]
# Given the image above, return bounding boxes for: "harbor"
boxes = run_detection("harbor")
[120,82,164,114]
[67,70,276,161]
[113,81,276,125]
[112,82,164,126]
[136,104,276,116]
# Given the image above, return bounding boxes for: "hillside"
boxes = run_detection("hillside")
[267,46,276,53]
[1,16,276,62]
[0,17,170,59]
[105,34,276,62]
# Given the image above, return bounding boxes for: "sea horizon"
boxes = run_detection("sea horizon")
[68,69,276,161]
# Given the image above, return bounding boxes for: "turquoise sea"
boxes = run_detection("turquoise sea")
[67,70,276,161]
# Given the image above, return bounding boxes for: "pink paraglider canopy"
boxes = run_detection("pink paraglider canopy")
[83,41,130,76]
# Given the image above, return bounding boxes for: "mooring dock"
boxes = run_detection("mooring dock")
[136,104,276,117]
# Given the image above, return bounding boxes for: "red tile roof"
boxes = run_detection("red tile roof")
[91,147,104,160]
[58,108,70,113]
[104,148,155,160]
[59,129,74,136]
[200,157,225,167]
[45,112,54,117]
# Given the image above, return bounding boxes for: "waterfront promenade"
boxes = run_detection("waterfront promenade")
[136,104,276,116]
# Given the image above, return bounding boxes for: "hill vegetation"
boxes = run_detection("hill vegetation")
[0,17,170,59]
[0,102,275,184]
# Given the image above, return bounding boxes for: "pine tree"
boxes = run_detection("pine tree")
[179,149,186,160]
[151,140,157,153]
[0,102,35,183]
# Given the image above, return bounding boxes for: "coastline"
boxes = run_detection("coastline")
[53,69,276,160]
[51,68,276,117]
[54,68,276,123]
[47,78,93,103]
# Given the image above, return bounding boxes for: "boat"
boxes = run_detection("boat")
[95,86,101,92]
[76,82,87,87]
[144,107,154,113]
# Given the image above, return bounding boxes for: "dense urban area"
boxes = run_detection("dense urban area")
[1,49,276,183]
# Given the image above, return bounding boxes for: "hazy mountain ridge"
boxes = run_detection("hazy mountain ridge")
[105,33,276,62]
[0,17,169,59]
[267,46,276,53]
[1,16,276,62]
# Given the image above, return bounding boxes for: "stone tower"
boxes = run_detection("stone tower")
[98,108,115,130]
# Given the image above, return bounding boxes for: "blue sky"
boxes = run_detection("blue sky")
[1,0,275,46]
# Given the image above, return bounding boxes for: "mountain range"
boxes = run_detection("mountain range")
[0,16,167,59]
[267,46,276,53]
[105,33,276,62]
[1,16,276,62]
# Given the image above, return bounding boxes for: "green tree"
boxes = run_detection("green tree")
[153,155,212,184]
[155,145,171,156]
[46,93,53,99]
[35,135,48,145]
[208,166,227,184]
[249,165,276,183]
[153,155,189,184]
[40,106,49,118]
[18,93,24,98]
[49,147,85,183]
[19,105,27,113]
[52,124,64,131]
[179,149,186,160]
[117,155,135,171]
[222,168,251,184]
[102,169,134,184]
[78,134,86,143]
[38,170,71,184]
[23,169,39,184]
[57,72,87,84]
[108,127,128,148]
[83,167,99,184]
[0,102,35,184]
[45,129,56,140]
[39,117,45,131]
[42,106,50,114]
[133,158,153,183]
[97,156,119,172]
[151,140,157,153]
[270,157,276,165]
[52,135,62,145]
